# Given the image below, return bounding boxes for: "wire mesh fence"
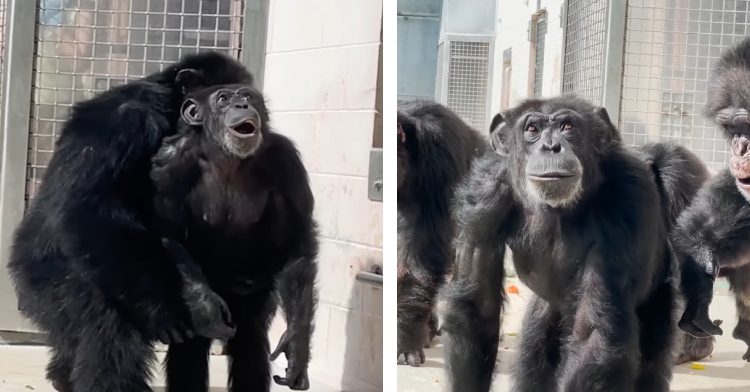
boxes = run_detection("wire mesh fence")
[561,0,607,105]
[533,12,547,98]
[25,0,245,201]
[446,40,490,131]
[619,0,750,170]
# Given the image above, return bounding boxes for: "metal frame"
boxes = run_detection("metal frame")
[600,0,626,126]
[240,0,269,88]
[559,0,569,94]
[0,0,38,332]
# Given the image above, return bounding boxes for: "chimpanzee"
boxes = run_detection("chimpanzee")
[629,143,717,364]
[441,96,708,392]
[6,52,258,392]
[151,83,318,392]
[396,100,489,367]
[675,36,750,362]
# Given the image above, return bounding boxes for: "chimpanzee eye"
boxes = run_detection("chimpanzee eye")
[526,125,538,133]
[561,122,573,131]
[217,94,229,106]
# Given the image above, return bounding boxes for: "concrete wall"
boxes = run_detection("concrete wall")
[262,1,383,391]
[491,0,565,111]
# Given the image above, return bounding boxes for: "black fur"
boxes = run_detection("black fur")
[441,96,703,392]
[7,51,253,392]
[152,84,318,392]
[396,100,489,367]
[676,37,750,362]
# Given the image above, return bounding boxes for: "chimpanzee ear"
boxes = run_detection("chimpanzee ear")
[180,98,202,126]
[595,107,613,127]
[175,69,204,94]
[489,112,510,156]
[489,113,504,136]
[397,122,406,143]
[593,106,621,146]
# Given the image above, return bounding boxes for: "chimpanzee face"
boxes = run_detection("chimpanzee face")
[180,84,269,159]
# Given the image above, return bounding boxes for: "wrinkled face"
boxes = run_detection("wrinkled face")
[516,109,587,208]
[716,107,750,196]
[181,85,267,159]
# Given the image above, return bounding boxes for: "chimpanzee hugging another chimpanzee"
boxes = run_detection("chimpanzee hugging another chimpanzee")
[7,52,318,392]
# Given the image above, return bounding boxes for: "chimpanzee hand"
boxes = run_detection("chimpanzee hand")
[184,282,236,341]
[270,329,310,390]
[157,320,194,345]
[160,237,237,341]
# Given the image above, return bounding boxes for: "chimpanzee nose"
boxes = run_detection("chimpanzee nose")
[542,142,562,153]
[234,103,249,109]
[733,135,750,156]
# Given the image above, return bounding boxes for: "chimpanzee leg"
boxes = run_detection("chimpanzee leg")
[46,334,76,392]
[727,265,750,361]
[69,318,155,392]
[227,293,275,392]
[635,283,675,392]
[165,336,212,392]
[511,295,562,392]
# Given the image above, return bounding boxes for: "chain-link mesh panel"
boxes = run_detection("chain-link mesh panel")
[446,41,489,131]
[619,0,749,170]
[27,0,244,202]
[435,42,444,102]
[561,0,607,104]
[533,13,547,98]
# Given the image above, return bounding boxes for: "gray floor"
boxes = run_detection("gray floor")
[397,278,750,392]
[0,345,339,392]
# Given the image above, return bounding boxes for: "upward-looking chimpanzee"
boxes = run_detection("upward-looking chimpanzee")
[151,83,318,392]
[441,96,708,392]
[396,100,489,367]
[7,52,259,392]
[676,36,750,362]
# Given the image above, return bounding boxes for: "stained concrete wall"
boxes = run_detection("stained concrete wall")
[262,1,383,391]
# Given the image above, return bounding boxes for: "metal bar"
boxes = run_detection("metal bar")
[356,271,383,288]
[559,0,568,95]
[0,0,38,332]
[600,0,626,126]
[240,0,269,89]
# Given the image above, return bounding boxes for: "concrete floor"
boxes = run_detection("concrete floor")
[398,278,750,392]
[0,345,339,392]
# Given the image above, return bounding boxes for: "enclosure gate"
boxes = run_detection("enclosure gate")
[0,0,268,333]
[562,0,750,172]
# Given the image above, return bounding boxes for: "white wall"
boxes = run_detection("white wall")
[490,0,565,112]
[262,1,383,391]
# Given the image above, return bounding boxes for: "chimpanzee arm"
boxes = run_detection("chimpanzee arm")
[151,131,203,235]
[441,152,514,392]
[267,134,319,390]
[674,169,750,336]
[56,86,231,343]
[556,257,639,392]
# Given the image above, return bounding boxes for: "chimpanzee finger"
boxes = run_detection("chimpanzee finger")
[273,375,288,386]
[270,330,290,361]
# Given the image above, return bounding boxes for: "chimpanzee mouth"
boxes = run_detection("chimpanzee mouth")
[230,120,258,137]
[528,172,577,181]
[737,176,750,189]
